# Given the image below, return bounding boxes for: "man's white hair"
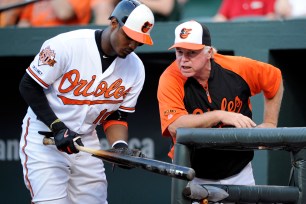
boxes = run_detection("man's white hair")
[203,46,217,58]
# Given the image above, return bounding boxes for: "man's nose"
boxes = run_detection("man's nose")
[129,40,138,50]
[181,53,190,61]
[129,40,139,49]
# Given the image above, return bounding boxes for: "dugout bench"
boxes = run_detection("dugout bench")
[171,127,306,204]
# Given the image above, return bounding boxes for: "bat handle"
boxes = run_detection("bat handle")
[43,137,55,145]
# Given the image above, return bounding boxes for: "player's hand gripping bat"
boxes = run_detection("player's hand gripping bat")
[43,136,195,181]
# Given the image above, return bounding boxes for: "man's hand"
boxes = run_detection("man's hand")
[107,147,146,158]
[107,142,146,170]
[255,122,277,128]
[220,111,257,128]
[53,128,83,154]
[39,120,84,154]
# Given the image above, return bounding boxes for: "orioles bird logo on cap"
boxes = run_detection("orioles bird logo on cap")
[180,28,192,39]
[141,21,153,33]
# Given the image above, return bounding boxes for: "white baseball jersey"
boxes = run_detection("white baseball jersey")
[19,29,145,204]
[27,29,145,134]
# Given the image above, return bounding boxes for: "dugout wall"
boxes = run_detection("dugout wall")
[0,19,305,203]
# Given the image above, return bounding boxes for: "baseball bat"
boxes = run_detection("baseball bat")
[43,137,195,181]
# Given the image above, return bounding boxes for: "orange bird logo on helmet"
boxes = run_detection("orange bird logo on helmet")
[141,21,153,33]
[180,28,192,39]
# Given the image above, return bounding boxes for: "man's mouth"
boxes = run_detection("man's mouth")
[181,66,191,70]
[123,48,133,55]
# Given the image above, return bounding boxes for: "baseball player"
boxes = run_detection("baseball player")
[18,0,154,203]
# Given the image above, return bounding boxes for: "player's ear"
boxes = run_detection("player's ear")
[110,18,119,29]
[206,46,213,59]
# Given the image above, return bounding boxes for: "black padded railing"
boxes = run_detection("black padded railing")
[171,127,306,204]
[203,184,299,203]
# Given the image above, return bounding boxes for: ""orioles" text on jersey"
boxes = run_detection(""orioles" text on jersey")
[58,69,131,105]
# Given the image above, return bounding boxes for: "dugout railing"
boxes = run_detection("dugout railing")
[171,127,306,204]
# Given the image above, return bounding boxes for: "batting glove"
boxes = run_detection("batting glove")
[39,120,84,154]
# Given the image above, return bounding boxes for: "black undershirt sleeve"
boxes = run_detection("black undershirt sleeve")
[19,72,58,128]
[105,110,128,121]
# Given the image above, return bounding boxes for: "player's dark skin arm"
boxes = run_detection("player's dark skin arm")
[104,111,129,146]
[105,124,129,146]
[19,72,58,128]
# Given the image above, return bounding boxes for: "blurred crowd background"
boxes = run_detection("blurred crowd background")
[1,0,306,28]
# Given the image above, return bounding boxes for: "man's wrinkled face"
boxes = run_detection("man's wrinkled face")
[175,47,211,78]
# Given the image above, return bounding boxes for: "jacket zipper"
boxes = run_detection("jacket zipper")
[203,82,212,103]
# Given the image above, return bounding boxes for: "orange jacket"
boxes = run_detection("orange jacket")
[158,53,282,159]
